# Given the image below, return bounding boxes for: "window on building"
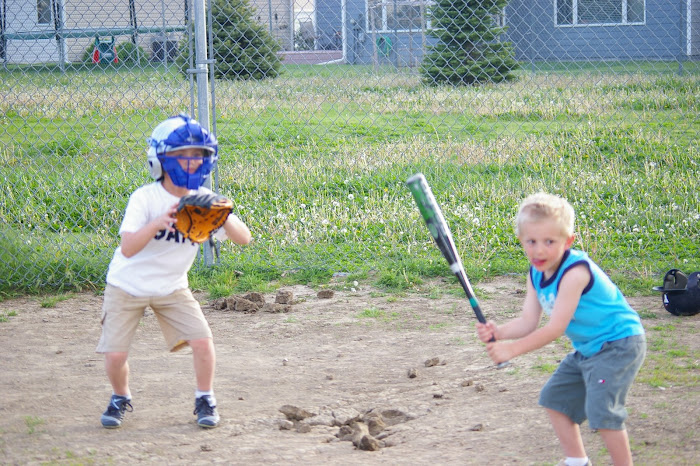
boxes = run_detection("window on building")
[37,0,52,25]
[368,0,430,32]
[556,0,645,26]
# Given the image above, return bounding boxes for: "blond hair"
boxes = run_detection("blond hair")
[515,192,575,237]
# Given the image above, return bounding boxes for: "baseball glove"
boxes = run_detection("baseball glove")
[175,193,233,243]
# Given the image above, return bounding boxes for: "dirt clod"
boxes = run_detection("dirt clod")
[279,405,316,421]
[275,290,294,304]
[317,289,335,299]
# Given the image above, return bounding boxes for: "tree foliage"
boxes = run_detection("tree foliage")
[179,0,282,80]
[420,0,519,86]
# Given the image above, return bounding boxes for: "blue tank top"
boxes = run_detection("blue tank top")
[530,249,644,357]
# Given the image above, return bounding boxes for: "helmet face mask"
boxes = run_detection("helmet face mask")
[158,154,215,189]
[147,114,218,189]
[653,269,700,316]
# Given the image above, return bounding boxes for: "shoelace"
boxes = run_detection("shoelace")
[194,398,215,416]
[108,400,133,416]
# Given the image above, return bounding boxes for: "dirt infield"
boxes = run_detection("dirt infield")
[0,277,697,465]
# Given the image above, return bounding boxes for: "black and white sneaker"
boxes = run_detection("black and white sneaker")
[100,395,133,429]
[194,395,220,428]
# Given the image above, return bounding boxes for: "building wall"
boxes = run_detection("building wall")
[316,0,342,49]
[3,0,293,64]
[249,0,294,49]
[319,0,691,65]
[6,0,692,65]
[507,0,682,61]
[4,0,60,63]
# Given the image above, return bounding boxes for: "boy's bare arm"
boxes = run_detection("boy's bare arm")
[476,276,542,343]
[506,265,589,358]
[121,204,178,258]
[223,214,251,245]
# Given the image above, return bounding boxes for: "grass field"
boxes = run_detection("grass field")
[0,62,698,296]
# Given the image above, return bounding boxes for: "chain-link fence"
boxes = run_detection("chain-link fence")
[1,0,698,293]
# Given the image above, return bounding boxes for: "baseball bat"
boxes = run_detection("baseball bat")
[406,173,510,367]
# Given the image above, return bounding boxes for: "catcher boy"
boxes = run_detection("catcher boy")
[96,114,251,429]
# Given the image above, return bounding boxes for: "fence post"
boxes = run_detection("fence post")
[193,0,215,266]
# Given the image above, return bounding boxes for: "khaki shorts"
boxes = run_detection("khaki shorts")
[96,285,213,353]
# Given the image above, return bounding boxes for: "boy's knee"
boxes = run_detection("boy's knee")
[105,351,129,364]
[188,337,214,352]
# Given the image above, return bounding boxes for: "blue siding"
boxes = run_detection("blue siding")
[316,0,687,64]
[507,0,683,60]
[317,0,343,50]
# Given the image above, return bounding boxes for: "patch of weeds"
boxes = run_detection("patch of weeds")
[637,352,699,387]
[234,273,277,293]
[648,337,667,351]
[650,323,676,335]
[429,322,451,330]
[0,310,17,322]
[283,316,298,323]
[356,307,401,324]
[443,304,458,315]
[472,286,492,299]
[386,295,399,303]
[0,290,20,302]
[357,307,386,319]
[40,293,73,308]
[667,348,688,357]
[25,416,45,434]
[207,282,234,300]
[345,271,368,283]
[369,291,386,298]
[427,286,443,299]
[450,337,466,345]
[279,267,332,286]
[533,361,558,374]
[637,309,657,319]
[376,268,423,291]
[444,286,467,298]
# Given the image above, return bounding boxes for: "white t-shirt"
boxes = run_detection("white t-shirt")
[106,182,230,297]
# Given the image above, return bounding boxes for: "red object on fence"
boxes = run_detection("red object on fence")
[92,37,118,64]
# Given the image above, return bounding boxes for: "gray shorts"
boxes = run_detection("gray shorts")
[538,334,646,430]
[96,285,213,353]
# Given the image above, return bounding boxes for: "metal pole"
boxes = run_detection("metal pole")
[371,4,378,69]
[193,0,214,265]
[393,0,398,67]
[290,0,294,51]
[161,0,167,65]
[341,0,347,62]
[51,0,65,71]
[268,0,273,34]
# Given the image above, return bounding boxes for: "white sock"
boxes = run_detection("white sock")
[565,457,589,466]
[113,392,131,400]
[195,390,213,399]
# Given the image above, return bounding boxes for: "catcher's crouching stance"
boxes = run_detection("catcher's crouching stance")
[96,114,251,429]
